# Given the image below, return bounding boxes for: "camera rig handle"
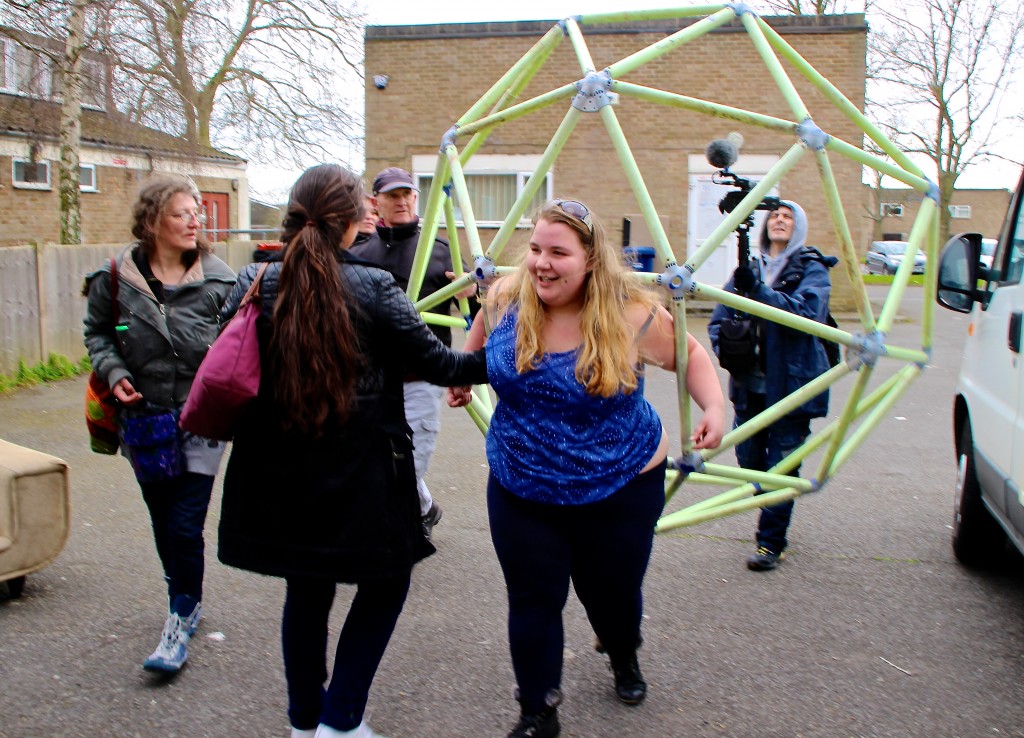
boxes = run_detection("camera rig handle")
[711,168,781,274]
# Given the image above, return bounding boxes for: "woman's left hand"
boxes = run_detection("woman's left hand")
[447,386,474,408]
[113,377,144,405]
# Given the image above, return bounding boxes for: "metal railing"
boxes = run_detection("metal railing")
[203,228,281,240]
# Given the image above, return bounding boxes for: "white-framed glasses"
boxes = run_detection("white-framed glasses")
[168,210,208,224]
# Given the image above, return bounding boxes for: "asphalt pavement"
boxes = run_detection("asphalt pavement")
[1,286,1023,738]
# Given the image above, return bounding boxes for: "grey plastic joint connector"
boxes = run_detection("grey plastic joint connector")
[670,451,705,477]
[796,118,829,151]
[572,69,615,112]
[473,255,498,286]
[848,330,886,370]
[655,263,696,300]
[924,179,940,203]
[729,2,754,16]
[440,125,458,153]
[916,346,933,369]
[807,478,823,494]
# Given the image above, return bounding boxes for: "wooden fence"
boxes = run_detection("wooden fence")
[0,241,260,375]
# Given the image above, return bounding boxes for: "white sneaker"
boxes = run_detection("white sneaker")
[142,613,189,673]
[315,721,387,738]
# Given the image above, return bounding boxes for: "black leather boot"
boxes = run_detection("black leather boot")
[508,688,561,738]
[610,652,647,705]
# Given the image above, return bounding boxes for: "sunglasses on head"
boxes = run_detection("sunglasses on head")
[552,199,593,234]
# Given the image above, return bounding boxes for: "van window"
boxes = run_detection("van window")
[1005,201,1024,285]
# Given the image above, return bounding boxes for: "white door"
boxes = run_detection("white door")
[687,176,737,288]
[686,154,778,288]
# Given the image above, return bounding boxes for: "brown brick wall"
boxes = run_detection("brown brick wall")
[365,15,868,308]
[0,156,240,247]
[875,187,1012,242]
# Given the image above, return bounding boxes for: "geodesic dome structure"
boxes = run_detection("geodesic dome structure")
[401,3,939,532]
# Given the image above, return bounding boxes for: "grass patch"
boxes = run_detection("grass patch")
[861,273,926,286]
[0,354,91,393]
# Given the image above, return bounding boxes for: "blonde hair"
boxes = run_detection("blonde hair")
[502,200,657,397]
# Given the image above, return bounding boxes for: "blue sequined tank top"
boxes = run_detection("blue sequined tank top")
[485,309,663,505]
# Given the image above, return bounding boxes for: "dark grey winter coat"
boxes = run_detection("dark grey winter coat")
[349,218,478,348]
[83,244,236,408]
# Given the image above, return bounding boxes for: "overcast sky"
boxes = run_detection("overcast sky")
[362,0,696,25]
[247,1,1019,200]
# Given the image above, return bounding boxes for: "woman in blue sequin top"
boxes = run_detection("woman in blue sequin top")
[448,200,725,738]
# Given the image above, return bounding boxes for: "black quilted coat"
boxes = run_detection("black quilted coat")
[216,252,487,581]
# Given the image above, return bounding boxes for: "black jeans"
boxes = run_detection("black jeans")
[282,572,411,731]
[487,462,666,713]
[139,471,215,616]
[733,392,811,553]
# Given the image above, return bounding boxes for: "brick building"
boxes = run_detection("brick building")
[873,186,1012,242]
[0,32,248,248]
[364,13,868,305]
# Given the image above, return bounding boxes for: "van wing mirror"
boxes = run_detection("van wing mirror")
[937,233,984,313]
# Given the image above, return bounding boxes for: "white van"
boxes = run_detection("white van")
[936,166,1024,566]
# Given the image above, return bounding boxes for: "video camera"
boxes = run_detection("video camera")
[705,134,781,267]
[712,170,782,218]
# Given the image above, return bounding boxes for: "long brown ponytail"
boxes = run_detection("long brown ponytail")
[270,164,366,436]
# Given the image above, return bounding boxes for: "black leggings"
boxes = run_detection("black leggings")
[488,462,666,712]
[282,572,411,731]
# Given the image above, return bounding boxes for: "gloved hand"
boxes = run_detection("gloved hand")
[732,265,758,294]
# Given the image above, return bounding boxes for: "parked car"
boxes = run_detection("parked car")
[979,237,997,270]
[935,164,1024,566]
[865,240,927,275]
[252,241,282,262]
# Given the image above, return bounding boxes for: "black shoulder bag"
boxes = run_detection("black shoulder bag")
[717,315,759,374]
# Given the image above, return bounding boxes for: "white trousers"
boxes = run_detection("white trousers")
[403,380,444,516]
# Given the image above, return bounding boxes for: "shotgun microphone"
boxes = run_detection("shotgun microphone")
[705,132,744,170]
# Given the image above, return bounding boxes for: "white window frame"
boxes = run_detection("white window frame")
[79,163,98,192]
[0,38,11,93]
[12,158,52,190]
[80,58,106,111]
[12,43,52,99]
[410,154,553,228]
[949,204,972,219]
[881,202,904,217]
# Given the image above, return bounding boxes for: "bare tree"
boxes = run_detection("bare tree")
[99,0,365,168]
[755,0,867,14]
[860,141,890,243]
[58,0,89,244]
[870,0,1024,243]
[1,0,99,244]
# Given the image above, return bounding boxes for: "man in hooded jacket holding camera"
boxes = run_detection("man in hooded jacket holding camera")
[708,200,837,571]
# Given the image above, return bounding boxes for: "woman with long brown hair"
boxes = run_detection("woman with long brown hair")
[216,163,486,738]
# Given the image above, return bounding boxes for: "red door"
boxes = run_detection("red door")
[200,192,230,241]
